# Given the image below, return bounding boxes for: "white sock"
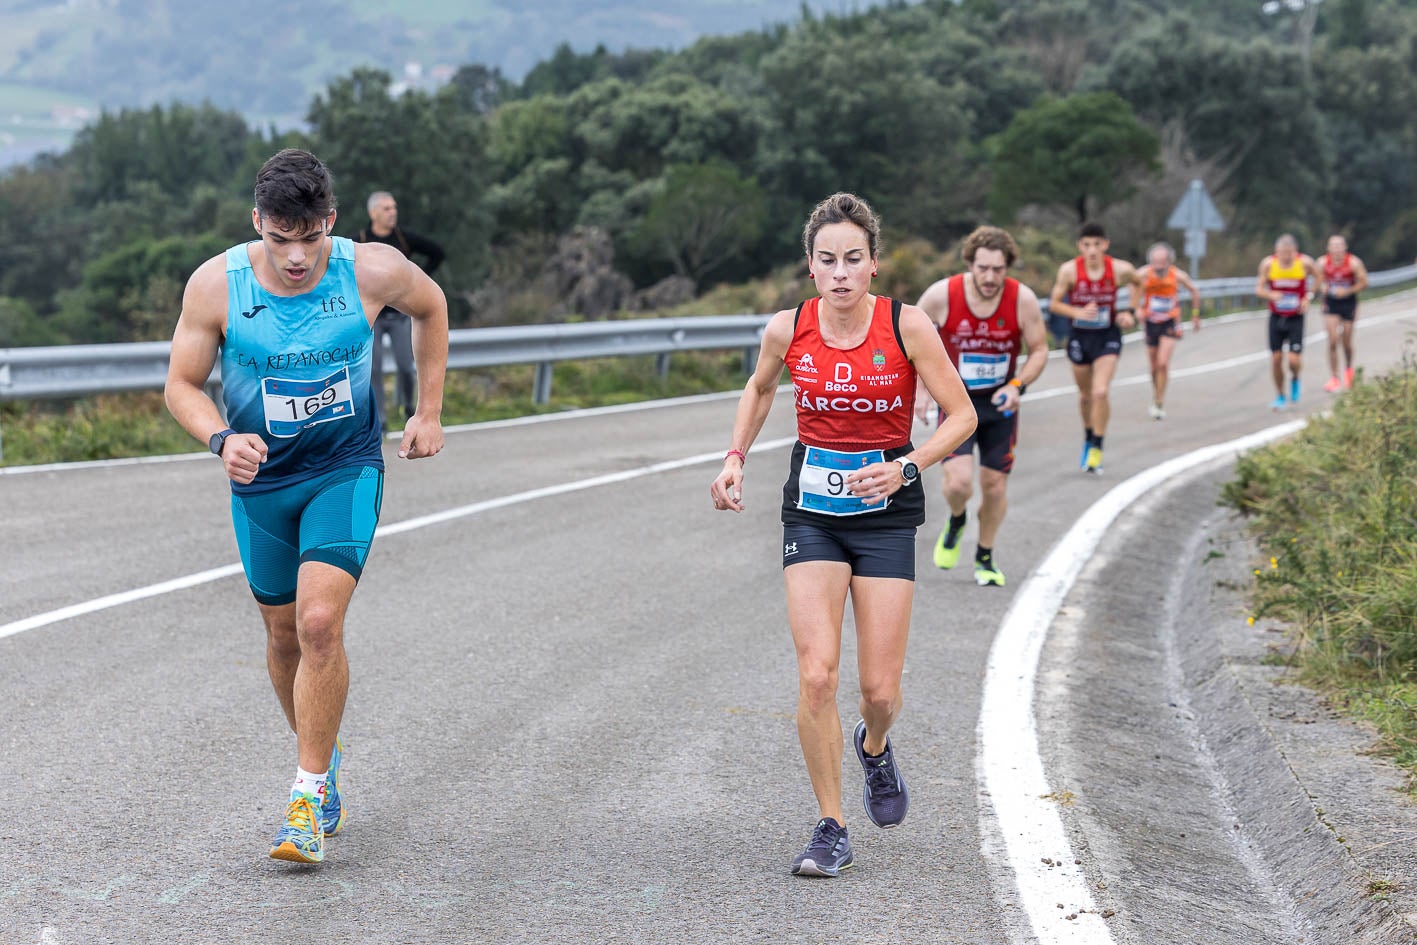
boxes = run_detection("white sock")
[291,767,329,803]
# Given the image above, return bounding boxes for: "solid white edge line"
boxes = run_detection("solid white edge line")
[0,438,797,641]
[976,418,1307,944]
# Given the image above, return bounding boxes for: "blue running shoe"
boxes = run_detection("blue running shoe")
[790,818,854,877]
[320,738,346,836]
[1078,437,1090,470]
[270,793,324,864]
[854,720,909,828]
[1270,395,1287,411]
[1290,378,1301,403]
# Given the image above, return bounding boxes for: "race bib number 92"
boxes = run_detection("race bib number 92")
[797,446,888,516]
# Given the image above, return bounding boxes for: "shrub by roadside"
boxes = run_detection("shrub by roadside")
[1222,359,1417,785]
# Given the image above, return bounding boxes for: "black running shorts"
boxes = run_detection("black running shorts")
[945,391,1017,474]
[1268,314,1305,353]
[1324,296,1357,321]
[1144,320,1180,347]
[781,523,916,580]
[1067,327,1123,365]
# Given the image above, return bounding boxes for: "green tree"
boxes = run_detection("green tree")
[988,91,1160,223]
[631,161,768,285]
[308,68,493,313]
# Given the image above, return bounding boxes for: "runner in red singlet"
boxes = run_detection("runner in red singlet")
[1048,222,1141,475]
[1135,242,1201,420]
[913,226,1047,587]
[709,193,975,878]
[1320,234,1368,391]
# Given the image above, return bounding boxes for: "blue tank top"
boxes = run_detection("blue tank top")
[221,236,383,495]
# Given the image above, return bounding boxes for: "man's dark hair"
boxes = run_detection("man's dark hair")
[1079,221,1107,240]
[254,149,336,234]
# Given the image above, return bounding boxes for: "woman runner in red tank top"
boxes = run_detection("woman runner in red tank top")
[709,193,975,877]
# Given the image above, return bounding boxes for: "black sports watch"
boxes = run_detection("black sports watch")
[894,457,919,485]
[209,427,236,456]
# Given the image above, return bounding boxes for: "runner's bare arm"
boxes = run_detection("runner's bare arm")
[1114,260,1139,329]
[1049,262,1084,319]
[900,305,976,471]
[164,254,269,484]
[1255,257,1274,301]
[913,279,950,422]
[1176,268,1202,328]
[710,309,793,512]
[1303,255,1322,303]
[1015,285,1049,389]
[1351,256,1370,296]
[356,241,448,459]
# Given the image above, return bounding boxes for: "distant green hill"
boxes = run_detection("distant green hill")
[0,0,819,162]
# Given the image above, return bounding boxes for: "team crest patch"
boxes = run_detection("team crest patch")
[996,319,1005,328]
[872,348,886,368]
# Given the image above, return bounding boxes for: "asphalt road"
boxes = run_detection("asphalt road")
[3,294,1416,945]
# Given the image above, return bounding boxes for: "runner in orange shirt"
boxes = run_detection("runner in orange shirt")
[1135,242,1201,420]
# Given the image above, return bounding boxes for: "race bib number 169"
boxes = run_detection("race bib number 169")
[262,367,356,438]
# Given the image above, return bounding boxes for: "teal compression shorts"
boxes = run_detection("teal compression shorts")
[230,464,384,606]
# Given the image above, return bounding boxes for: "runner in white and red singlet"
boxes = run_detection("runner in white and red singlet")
[709,192,975,878]
[913,225,1047,587]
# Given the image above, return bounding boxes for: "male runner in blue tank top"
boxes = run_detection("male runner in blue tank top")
[164,149,448,865]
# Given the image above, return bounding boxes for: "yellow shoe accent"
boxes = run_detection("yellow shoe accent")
[270,794,325,864]
[1084,446,1103,474]
[933,523,963,570]
[974,562,1006,587]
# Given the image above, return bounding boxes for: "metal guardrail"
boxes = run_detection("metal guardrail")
[2,265,1415,460]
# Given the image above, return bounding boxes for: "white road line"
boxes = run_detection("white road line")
[0,438,797,641]
[976,418,1306,945]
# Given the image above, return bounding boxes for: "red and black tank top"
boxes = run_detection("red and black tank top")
[1323,253,1357,297]
[939,274,1022,394]
[1068,256,1117,331]
[784,295,916,451]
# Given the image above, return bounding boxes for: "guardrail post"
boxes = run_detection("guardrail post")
[655,352,671,379]
[533,362,553,405]
[0,410,5,463]
[742,346,758,375]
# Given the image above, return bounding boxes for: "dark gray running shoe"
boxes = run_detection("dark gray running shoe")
[854,719,909,828]
[790,817,855,877]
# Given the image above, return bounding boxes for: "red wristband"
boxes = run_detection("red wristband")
[725,449,747,465]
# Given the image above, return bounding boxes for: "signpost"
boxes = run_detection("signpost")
[1166,178,1226,280]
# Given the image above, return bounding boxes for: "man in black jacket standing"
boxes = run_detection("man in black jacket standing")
[357,191,446,429]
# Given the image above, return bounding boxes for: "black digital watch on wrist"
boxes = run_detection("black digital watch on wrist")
[209,428,236,456]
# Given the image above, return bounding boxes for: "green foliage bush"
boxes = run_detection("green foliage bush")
[1223,360,1417,777]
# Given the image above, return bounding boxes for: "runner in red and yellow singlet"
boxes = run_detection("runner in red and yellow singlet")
[1135,242,1201,420]
[1254,234,1321,410]
[913,226,1047,588]
[710,193,975,878]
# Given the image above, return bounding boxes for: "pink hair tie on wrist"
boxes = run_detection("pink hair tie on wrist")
[726,449,747,465]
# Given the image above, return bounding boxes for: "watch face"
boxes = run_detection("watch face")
[209,432,225,455]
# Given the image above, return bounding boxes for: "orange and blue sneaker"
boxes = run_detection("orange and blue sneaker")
[270,793,324,864]
[320,738,346,836]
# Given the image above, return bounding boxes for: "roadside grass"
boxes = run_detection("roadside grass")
[0,350,752,467]
[1222,357,1417,789]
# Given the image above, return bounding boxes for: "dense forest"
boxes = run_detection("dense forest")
[2,0,1415,347]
